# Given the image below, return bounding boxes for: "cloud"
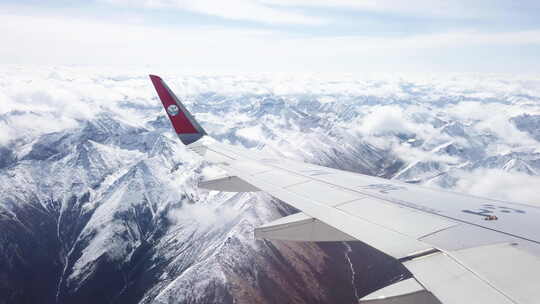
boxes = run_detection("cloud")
[356,105,438,139]
[2,11,540,72]
[167,195,241,230]
[455,169,540,205]
[0,66,157,145]
[0,13,286,69]
[0,85,87,145]
[236,126,265,141]
[262,0,538,19]
[101,0,325,25]
[0,112,78,145]
[349,106,462,164]
[102,0,538,20]
[446,101,539,148]
[357,106,415,135]
[393,142,459,164]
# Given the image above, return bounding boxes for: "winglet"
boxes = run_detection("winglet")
[149,75,207,145]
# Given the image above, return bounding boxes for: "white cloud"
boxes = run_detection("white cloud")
[393,142,459,164]
[0,13,285,69]
[0,66,156,144]
[262,0,525,18]
[0,112,78,145]
[455,169,540,205]
[102,0,325,25]
[103,0,531,20]
[167,196,241,230]
[477,115,537,147]
[236,125,265,141]
[1,12,540,72]
[356,105,441,140]
[358,106,414,135]
[446,101,539,148]
[350,106,461,164]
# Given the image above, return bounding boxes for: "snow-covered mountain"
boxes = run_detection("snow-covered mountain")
[1,67,539,303]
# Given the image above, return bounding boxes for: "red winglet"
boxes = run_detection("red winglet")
[150,75,198,134]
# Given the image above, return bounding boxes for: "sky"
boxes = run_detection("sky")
[1,0,540,72]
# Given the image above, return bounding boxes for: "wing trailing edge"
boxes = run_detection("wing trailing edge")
[254,212,356,242]
[360,278,440,303]
[199,175,260,192]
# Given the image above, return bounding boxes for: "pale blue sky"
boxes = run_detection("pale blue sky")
[1,0,540,72]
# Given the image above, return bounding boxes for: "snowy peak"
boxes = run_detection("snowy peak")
[502,158,537,175]
[472,153,539,175]
[393,160,447,183]
[511,114,540,142]
[79,114,147,151]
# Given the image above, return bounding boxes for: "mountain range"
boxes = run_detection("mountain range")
[0,68,539,303]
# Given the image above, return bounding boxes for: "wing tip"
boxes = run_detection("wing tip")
[149,74,163,83]
[148,74,207,145]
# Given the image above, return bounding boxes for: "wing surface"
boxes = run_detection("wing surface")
[150,75,540,304]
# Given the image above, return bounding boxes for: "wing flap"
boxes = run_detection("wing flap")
[199,175,260,192]
[360,278,440,304]
[446,242,540,304]
[419,224,517,251]
[336,197,457,239]
[405,251,514,304]
[254,212,356,242]
[282,180,363,207]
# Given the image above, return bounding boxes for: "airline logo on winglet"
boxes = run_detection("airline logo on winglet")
[167,104,180,116]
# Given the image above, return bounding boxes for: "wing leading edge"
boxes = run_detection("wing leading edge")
[149,75,540,304]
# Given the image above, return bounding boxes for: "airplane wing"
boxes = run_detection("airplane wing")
[149,75,540,304]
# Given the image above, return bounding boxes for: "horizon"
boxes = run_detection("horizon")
[2,0,540,73]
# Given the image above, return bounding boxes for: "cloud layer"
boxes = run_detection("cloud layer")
[1,66,539,203]
[103,0,326,25]
[1,6,540,72]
